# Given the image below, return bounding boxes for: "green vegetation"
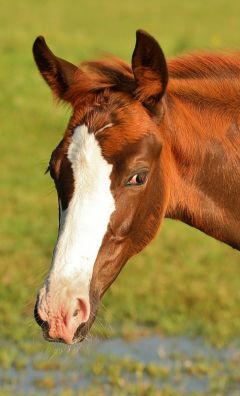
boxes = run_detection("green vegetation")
[1,0,240,346]
[1,0,240,393]
[1,338,240,395]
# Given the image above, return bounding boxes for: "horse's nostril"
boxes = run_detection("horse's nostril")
[34,300,47,329]
[73,309,80,317]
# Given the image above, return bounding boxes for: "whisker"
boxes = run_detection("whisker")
[43,188,56,198]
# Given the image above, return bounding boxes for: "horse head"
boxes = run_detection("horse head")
[33,30,170,344]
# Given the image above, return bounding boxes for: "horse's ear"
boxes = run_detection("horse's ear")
[132,30,168,109]
[32,36,78,99]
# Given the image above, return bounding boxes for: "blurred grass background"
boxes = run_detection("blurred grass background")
[1,0,240,347]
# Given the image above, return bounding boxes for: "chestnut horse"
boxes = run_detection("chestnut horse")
[33,30,240,344]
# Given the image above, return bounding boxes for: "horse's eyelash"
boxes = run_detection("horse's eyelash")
[45,165,50,175]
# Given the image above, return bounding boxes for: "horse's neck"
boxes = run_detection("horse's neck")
[164,94,240,250]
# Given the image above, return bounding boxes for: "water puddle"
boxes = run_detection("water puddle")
[0,335,240,394]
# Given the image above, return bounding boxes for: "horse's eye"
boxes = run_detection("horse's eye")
[126,172,148,186]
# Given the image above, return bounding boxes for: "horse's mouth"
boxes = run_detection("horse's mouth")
[43,334,86,344]
[38,321,89,344]
[36,307,96,344]
[34,291,99,344]
[40,324,87,344]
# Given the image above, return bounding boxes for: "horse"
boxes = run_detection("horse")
[33,30,240,344]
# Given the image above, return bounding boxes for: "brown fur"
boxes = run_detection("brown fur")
[33,30,240,344]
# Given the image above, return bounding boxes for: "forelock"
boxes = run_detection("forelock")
[64,57,136,108]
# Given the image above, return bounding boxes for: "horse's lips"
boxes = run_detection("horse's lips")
[42,329,86,344]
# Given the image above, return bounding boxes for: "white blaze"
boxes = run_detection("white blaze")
[49,124,115,289]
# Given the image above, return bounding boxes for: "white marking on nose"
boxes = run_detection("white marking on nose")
[48,124,115,291]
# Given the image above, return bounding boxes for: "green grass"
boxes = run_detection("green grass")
[1,0,240,348]
[1,338,240,395]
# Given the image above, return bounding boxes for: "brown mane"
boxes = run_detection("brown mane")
[168,53,240,121]
[169,52,240,79]
[65,52,240,122]
[65,58,135,106]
